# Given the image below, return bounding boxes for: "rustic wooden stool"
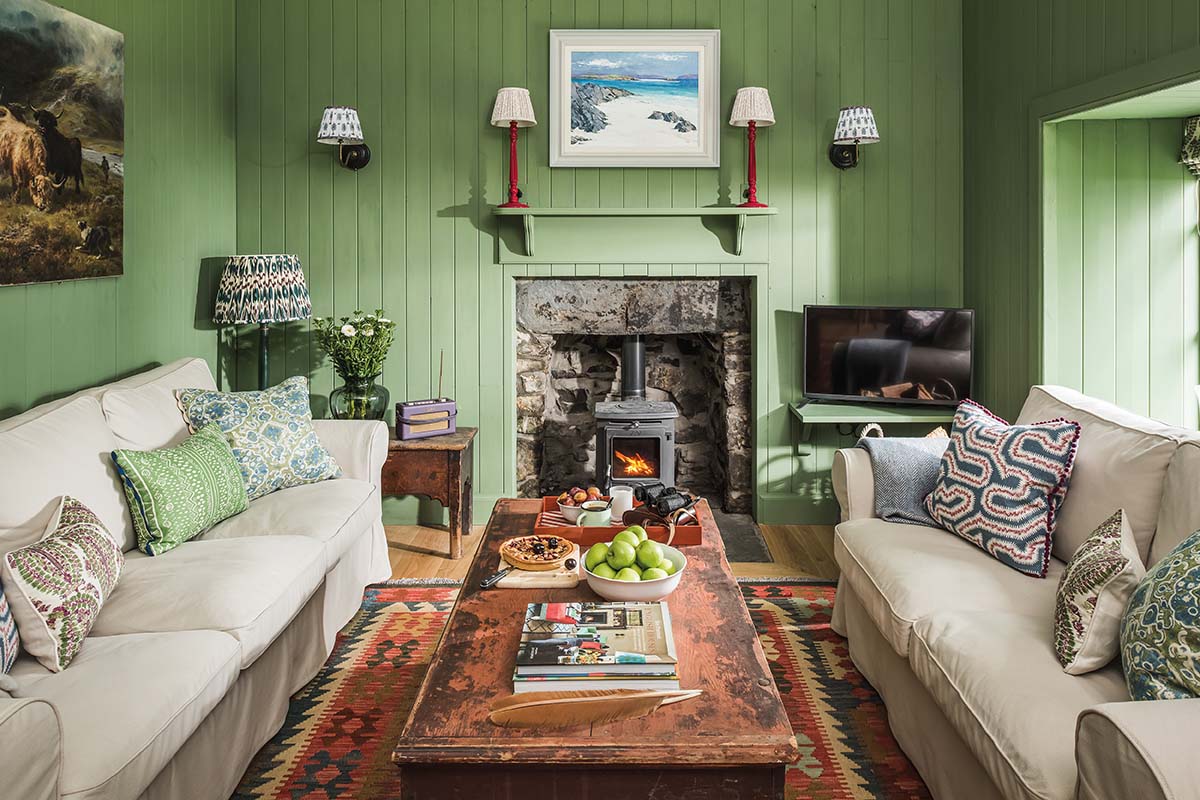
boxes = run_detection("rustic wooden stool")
[382,427,477,559]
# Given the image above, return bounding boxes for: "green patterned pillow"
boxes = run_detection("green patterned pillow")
[111,423,249,556]
[1121,529,1200,700]
[175,376,341,501]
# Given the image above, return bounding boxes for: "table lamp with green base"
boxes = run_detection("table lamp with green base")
[213,254,312,390]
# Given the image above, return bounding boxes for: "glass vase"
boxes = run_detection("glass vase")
[330,374,390,421]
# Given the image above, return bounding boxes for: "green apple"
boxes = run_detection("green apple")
[584,542,610,571]
[635,540,663,570]
[606,540,637,570]
[612,530,641,549]
[614,567,642,582]
[625,525,648,543]
[641,567,668,581]
[591,562,618,579]
[660,558,677,576]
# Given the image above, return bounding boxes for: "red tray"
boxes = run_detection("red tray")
[533,496,702,546]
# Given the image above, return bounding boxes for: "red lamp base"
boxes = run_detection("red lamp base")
[497,200,529,208]
[737,200,769,208]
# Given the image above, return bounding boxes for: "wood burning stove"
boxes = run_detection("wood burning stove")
[595,335,679,490]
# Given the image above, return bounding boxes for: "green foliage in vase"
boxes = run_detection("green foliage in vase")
[314,309,397,380]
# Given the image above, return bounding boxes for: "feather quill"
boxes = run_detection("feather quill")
[488,688,702,729]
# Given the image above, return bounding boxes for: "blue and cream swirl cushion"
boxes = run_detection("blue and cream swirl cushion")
[924,399,1081,577]
[1121,530,1200,700]
[176,376,341,501]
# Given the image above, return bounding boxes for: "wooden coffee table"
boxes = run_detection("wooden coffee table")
[392,498,799,799]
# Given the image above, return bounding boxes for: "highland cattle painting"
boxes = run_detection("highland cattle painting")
[0,0,123,286]
[550,30,719,167]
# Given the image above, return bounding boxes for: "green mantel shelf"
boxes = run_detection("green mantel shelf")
[788,400,956,456]
[493,206,777,263]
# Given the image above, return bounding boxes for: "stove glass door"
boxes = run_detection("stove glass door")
[610,436,661,480]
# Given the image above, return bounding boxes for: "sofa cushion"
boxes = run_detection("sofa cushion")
[89,536,324,668]
[9,629,239,800]
[199,478,378,570]
[111,424,248,556]
[0,395,135,555]
[834,518,1064,657]
[2,497,124,672]
[100,357,217,450]
[925,399,1080,578]
[1016,385,1183,566]
[1151,437,1200,567]
[910,611,1129,800]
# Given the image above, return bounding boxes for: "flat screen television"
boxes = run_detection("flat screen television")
[803,305,974,407]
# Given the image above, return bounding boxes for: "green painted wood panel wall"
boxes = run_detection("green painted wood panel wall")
[1044,118,1198,427]
[0,0,237,418]
[234,0,963,524]
[964,1,1200,419]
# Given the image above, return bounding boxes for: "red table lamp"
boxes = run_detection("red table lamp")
[491,87,537,208]
[729,87,776,208]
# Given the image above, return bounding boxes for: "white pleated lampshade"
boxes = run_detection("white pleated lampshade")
[729,87,775,127]
[317,106,364,145]
[490,87,537,128]
[833,106,879,144]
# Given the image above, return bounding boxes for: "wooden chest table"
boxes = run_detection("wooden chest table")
[391,498,799,799]
[382,427,476,559]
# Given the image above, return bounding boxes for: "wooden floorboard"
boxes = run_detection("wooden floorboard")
[387,522,838,582]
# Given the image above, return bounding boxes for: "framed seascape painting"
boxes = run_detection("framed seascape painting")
[549,29,719,168]
[0,0,124,287]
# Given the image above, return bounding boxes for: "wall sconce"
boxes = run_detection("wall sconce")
[829,106,879,169]
[491,87,537,208]
[317,106,370,170]
[729,87,775,207]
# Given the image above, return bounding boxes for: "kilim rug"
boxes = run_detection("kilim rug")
[233,579,930,799]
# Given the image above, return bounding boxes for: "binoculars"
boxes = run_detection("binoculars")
[634,482,693,516]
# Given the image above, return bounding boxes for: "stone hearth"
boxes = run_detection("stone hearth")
[515,278,751,512]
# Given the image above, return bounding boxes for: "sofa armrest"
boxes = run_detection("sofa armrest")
[1076,699,1200,800]
[312,419,388,488]
[0,696,62,800]
[832,448,876,522]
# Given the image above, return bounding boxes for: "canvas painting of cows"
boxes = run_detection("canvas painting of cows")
[0,0,123,286]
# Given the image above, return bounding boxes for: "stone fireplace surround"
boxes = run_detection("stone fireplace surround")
[515,278,751,512]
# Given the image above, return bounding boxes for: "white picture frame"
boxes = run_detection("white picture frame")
[549,29,720,168]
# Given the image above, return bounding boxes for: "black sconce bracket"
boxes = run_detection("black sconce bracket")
[828,142,859,170]
[338,143,371,170]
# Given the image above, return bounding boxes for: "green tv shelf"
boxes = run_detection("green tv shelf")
[788,400,956,456]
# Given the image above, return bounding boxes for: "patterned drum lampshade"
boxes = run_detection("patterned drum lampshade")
[213,254,312,324]
[832,106,880,145]
[213,254,312,390]
[317,106,364,145]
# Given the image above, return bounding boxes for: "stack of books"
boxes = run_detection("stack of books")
[513,601,679,693]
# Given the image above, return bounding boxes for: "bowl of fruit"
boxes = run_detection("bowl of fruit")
[581,525,687,602]
[557,485,603,524]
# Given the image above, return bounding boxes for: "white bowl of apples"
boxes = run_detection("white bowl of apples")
[582,526,687,602]
[556,485,603,524]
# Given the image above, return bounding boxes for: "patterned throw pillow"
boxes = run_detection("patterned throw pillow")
[111,423,249,556]
[176,376,341,501]
[1121,530,1200,700]
[1,496,123,672]
[924,399,1081,578]
[1054,509,1145,674]
[0,586,18,681]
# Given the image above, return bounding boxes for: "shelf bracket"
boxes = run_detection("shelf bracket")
[797,422,814,457]
[735,213,746,257]
[522,214,535,257]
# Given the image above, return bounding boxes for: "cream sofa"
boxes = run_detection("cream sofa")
[0,358,391,800]
[830,385,1200,800]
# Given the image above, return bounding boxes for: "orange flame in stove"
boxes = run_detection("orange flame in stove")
[614,450,656,476]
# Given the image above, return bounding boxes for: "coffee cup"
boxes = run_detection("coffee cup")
[576,500,612,527]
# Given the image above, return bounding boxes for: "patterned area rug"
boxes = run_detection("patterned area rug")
[234,580,930,799]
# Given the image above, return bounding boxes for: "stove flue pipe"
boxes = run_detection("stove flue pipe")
[621,335,646,400]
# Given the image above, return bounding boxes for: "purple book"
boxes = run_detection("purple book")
[396,397,457,440]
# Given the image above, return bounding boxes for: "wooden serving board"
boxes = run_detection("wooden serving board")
[494,542,581,588]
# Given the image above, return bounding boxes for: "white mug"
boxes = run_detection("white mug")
[609,485,635,521]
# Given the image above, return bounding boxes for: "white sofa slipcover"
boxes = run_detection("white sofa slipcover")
[0,358,391,800]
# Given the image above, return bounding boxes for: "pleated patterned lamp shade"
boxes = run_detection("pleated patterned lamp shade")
[213,255,312,325]
[490,87,537,128]
[729,87,775,127]
[317,106,364,145]
[833,106,879,144]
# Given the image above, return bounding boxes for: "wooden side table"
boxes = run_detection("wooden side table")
[382,427,477,559]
